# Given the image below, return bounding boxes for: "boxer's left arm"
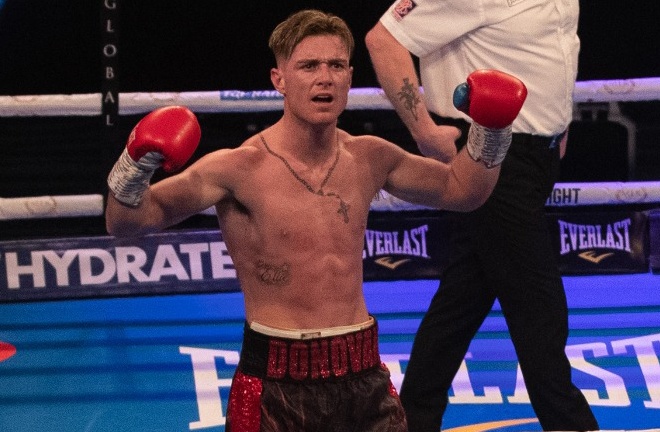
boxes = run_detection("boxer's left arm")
[383,70,527,211]
[453,69,527,168]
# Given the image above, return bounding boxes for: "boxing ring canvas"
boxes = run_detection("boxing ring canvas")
[0,275,659,431]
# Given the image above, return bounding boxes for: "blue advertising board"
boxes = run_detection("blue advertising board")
[0,230,240,302]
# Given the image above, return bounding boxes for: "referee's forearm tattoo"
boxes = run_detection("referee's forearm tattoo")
[397,78,421,121]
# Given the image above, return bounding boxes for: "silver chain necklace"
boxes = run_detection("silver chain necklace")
[259,133,350,223]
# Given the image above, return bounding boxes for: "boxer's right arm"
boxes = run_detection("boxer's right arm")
[107,106,201,207]
[105,106,201,237]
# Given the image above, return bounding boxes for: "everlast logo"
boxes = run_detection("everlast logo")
[558,218,632,256]
[266,328,379,380]
[363,225,430,261]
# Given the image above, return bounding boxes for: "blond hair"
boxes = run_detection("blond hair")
[268,9,354,62]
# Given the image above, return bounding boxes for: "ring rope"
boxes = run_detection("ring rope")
[1,77,659,117]
[3,180,660,220]
[2,77,659,220]
[0,195,104,221]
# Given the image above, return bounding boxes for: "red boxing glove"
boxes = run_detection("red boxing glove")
[453,69,527,129]
[107,106,201,206]
[452,70,527,168]
[127,105,201,172]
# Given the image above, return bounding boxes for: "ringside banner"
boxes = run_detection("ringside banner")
[0,230,239,302]
[547,210,649,274]
[0,212,450,302]
[363,211,446,281]
[650,209,660,273]
[1,209,654,302]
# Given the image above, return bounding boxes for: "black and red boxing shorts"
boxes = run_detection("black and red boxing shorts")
[225,318,407,432]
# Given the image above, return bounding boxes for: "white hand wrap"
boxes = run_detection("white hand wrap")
[466,122,512,169]
[107,148,163,207]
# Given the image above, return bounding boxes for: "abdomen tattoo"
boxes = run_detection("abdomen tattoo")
[256,260,290,285]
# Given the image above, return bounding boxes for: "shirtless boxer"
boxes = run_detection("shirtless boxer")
[105,9,526,432]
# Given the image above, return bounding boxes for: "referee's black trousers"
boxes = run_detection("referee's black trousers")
[400,129,600,431]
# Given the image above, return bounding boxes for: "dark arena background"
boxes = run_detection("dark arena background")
[1,1,660,431]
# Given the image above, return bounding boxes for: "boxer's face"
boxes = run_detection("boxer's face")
[271,34,353,126]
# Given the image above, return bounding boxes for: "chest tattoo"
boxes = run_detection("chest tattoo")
[260,133,350,224]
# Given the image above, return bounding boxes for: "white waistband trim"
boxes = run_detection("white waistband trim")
[250,317,375,340]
